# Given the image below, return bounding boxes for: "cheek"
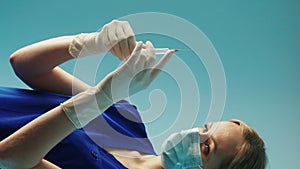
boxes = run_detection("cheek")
[202,153,221,169]
[218,134,243,158]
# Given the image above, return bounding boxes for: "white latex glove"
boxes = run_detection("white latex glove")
[61,41,174,128]
[69,20,136,60]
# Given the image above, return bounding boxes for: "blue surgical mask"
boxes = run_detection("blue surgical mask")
[161,128,203,169]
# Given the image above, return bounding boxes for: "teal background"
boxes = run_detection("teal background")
[1,0,299,168]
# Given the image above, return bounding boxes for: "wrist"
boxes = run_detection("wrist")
[60,86,113,129]
[68,33,89,58]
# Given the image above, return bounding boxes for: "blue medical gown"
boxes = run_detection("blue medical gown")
[0,87,156,169]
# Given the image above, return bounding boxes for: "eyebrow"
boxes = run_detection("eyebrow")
[210,135,218,155]
[208,122,218,155]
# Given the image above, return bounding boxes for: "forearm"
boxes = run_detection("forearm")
[10,36,75,78]
[10,36,91,95]
[0,106,75,169]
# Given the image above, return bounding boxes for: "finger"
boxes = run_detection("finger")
[108,27,119,58]
[116,25,129,60]
[145,41,156,68]
[108,25,123,58]
[126,41,143,64]
[121,21,134,38]
[111,44,123,60]
[122,21,136,55]
[110,48,118,57]
[105,26,120,59]
[150,50,174,79]
[114,26,124,60]
[107,23,118,49]
[119,39,130,60]
[135,50,147,72]
[145,41,155,54]
[127,37,136,57]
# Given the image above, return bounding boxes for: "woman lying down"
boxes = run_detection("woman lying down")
[0,20,266,169]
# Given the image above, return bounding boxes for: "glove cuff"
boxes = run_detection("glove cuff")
[60,87,113,129]
[68,33,88,58]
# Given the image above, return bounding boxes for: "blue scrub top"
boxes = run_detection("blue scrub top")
[0,87,156,169]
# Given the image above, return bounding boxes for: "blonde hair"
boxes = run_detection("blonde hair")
[224,119,267,169]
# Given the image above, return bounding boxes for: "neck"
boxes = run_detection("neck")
[112,152,163,169]
[138,155,164,169]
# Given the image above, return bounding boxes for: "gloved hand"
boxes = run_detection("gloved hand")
[69,20,136,60]
[61,41,174,128]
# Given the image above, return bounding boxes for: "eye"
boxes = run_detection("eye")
[204,143,210,155]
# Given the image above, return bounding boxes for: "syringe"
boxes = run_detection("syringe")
[155,48,179,55]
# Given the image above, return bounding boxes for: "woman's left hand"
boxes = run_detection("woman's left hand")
[108,20,136,61]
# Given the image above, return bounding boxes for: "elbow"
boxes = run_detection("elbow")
[9,50,21,69]
[9,51,21,77]
[9,50,28,80]
[9,52,17,71]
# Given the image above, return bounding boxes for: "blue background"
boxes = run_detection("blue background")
[1,1,299,168]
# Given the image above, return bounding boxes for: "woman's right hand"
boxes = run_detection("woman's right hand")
[99,41,175,102]
[61,40,174,129]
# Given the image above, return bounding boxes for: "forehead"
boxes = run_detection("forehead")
[214,121,243,142]
[217,121,241,131]
[209,121,242,135]
[213,121,244,158]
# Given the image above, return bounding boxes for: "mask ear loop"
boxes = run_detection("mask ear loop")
[193,128,204,169]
